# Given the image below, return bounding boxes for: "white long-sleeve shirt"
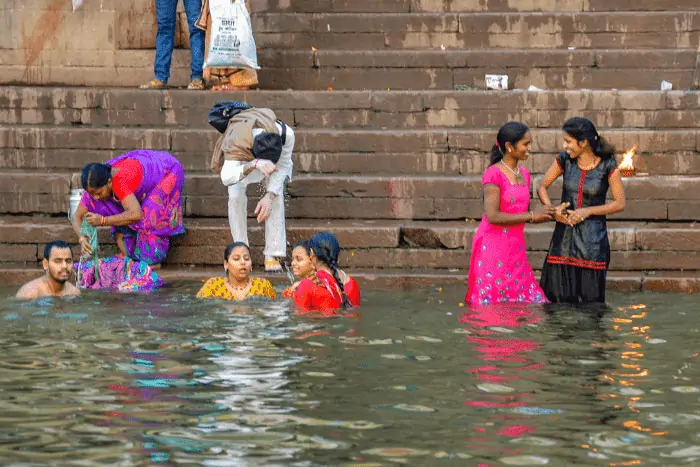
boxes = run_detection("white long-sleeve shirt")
[220,122,295,196]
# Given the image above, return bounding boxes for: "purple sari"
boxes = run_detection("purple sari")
[76,255,164,292]
[80,150,185,265]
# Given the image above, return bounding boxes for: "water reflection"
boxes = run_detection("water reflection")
[460,305,544,464]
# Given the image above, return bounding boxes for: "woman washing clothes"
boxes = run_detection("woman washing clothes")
[466,122,567,307]
[294,232,360,315]
[73,150,185,267]
[197,242,277,300]
[537,117,626,304]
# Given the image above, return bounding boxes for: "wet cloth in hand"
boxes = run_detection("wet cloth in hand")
[76,255,164,293]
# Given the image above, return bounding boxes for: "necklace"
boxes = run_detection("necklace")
[578,157,599,171]
[225,278,252,299]
[500,160,521,177]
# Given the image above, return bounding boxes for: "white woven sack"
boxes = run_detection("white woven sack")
[204,0,259,70]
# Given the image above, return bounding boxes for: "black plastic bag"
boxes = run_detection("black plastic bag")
[208,100,253,133]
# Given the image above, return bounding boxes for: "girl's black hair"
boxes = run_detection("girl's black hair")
[562,117,615,159]
[490,121,530,166]
[224,242,251,262]
[309,232,351,309]
[81,163,113,189]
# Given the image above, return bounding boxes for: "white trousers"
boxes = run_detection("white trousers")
[227,181,287,258]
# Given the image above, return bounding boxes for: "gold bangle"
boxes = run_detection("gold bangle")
[530,211,534,223]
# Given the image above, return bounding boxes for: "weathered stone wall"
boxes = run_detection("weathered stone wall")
[1,0,194,87]
[3,0,699,89]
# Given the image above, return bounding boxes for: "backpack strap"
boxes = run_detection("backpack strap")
[277,119,287,145]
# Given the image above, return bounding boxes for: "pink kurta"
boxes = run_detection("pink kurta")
[465,164,548,307]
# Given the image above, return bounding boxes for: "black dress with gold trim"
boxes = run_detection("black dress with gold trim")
[540,151,618,304]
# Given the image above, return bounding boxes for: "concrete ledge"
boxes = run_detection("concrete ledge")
[1,264,697,293]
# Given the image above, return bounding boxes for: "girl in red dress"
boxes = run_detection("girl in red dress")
[293,232,360,315]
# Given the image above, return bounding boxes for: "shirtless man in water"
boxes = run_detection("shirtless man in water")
[15,240,81,299]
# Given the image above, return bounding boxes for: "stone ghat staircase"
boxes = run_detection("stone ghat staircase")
[1,0,698,90]
[0,87,698,291]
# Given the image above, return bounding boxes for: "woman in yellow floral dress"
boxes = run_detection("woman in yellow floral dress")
[197,242,276,300]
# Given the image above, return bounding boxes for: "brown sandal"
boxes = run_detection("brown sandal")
[139,79,168,90]
[264,258,283,273]
[187,78,205,90]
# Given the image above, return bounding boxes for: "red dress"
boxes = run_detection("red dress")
[294,270,360,315]
[344,275,361,308]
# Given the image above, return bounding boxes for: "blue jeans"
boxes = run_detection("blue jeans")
[154,0,205,83]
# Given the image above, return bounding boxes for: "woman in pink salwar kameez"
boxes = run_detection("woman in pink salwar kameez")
[466,122,567,307]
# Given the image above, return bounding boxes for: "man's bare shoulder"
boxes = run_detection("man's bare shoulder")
[15,278,43,299]
[63,282,81,296]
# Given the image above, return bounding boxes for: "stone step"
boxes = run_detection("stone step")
[3,149,698,176]
[7,245,696,272]
[3,88,700,127]
[0,217,402,250]
[250,12,700,36]
[259,67,695,91]
[5,96,700,127]
[2,62,694,90]
[1,262,697,293]
[2,217,698,270]
[3,5,698,88]
[3,88,700,118]
[3,191,693,221]
[5,217,697,251]
[1,126,697,157]
[4,171,697,204]
[10,0,698,15]
[249,13,700,50]
[257,49,696,70]
[248,0,700,13]
[2,168,699,220]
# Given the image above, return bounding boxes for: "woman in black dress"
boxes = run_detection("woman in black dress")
[537,117,626,304]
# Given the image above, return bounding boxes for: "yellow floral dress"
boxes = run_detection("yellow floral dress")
[196,277,277,300]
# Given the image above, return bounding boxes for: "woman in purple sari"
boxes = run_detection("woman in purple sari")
[71,150,185,266]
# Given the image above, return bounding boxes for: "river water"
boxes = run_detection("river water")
[1,283,699,466]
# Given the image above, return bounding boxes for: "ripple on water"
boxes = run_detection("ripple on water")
[477,383,515,393]
[500,455,550,465]
[381,354,436,361]
[339,337,397,345]
[404,335,443,343]
[672,386,700,393]
[376,404,436,413]
[362,447,431,457]
[618,387,645,395]
[2,288,700,465]
[509,436,558,446]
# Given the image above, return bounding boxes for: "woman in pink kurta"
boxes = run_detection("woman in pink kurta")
[466,122,565,307]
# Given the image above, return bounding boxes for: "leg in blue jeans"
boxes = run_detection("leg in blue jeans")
[154,0,178,83]
[183,0,205,80]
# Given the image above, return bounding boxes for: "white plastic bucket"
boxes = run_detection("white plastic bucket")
[68,189,84,220]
